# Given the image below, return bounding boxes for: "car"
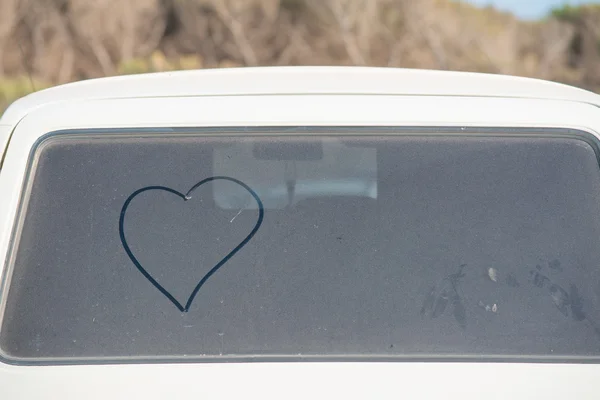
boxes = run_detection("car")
[1,66,600,399]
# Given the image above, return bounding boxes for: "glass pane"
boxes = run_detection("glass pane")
[2,132,600,362]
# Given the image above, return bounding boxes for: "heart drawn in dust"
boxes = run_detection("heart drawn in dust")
[119,176,264,312]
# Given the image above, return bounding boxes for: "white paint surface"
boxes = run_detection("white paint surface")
[1,67,600,398]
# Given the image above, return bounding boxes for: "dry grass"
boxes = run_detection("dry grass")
[0,0,599,115]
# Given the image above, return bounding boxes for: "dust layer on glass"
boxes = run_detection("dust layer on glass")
[2,132,600,362]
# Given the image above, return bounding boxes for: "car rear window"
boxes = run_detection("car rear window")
[2,129,600,363]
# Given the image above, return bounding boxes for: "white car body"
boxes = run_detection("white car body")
[1,67,600,399]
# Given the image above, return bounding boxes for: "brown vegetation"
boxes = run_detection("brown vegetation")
[1,0,599,111]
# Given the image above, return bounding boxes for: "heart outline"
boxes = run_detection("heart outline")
[119,176,264,312]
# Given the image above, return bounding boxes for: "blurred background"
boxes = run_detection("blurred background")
[0,0,599,114]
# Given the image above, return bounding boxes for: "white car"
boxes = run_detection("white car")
[1,67,600,399]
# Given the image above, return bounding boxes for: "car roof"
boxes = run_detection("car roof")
[1,66,600,126]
